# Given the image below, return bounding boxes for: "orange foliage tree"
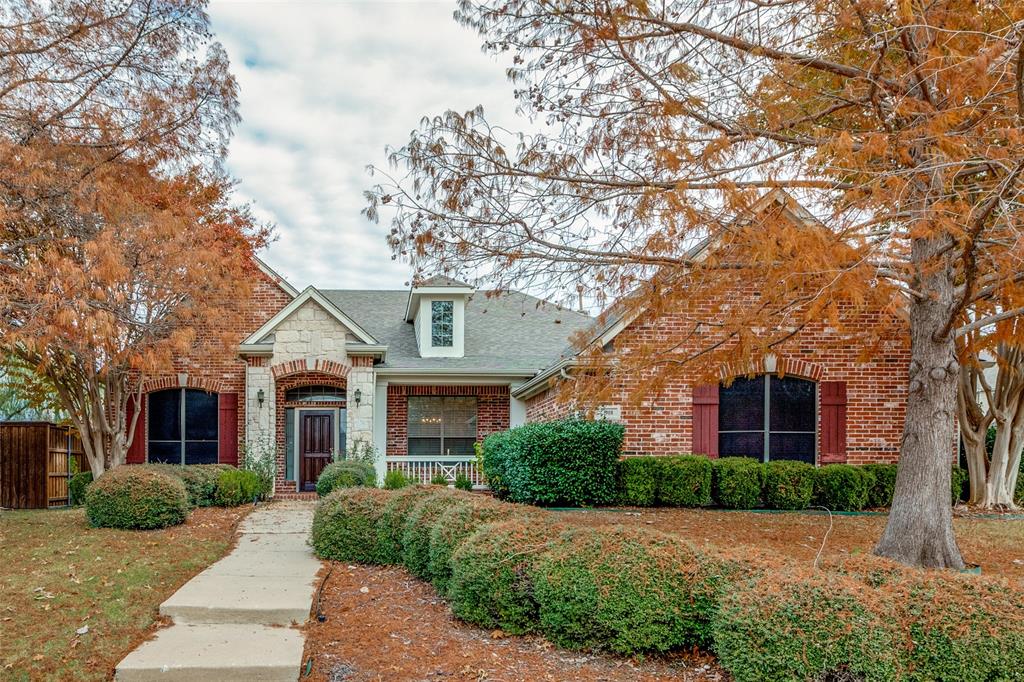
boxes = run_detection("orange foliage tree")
[0,1,267,476]
[367,0,1024,568]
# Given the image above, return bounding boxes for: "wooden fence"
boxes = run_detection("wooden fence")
[0,422,85,509]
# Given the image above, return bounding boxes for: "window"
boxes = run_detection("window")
[148,389,219,464]
[718,375,816,463]
[407,397,477,456]
[285,385,345,403]
[430,300,454,347]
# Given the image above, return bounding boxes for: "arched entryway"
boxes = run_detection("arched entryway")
[275,373,348,492]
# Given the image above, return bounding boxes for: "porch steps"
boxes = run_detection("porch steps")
[273,491,318,501]
[116,502,320,682]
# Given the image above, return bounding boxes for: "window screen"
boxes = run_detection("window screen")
[407,396,477,456]
[431,300,454,347]
[147,389,219,465]
[718,376,815,463]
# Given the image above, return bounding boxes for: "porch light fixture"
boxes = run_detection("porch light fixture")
[354,388,362,406]
[257,388,265,408]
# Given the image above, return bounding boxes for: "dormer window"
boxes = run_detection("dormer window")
[431,300,454,347]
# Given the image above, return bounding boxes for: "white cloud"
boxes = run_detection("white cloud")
[207,0,523,290]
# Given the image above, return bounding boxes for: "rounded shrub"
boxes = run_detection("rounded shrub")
[85,466,189,530]
[482,418,623,507]
[448,517,567,635]
[401,489,478,579]
[214,468,263,506]
[69,471,93,506]
[143,464,234,507]
[311,487,392,563]
[813,464,874,511]
[617,456,660,506]
[712,457,763,509]
[532,526,735,654]
[656,455,712,507]
[712,568,901,682]
[426,497,525,595]
[316,460,376,498]
[383,469,411,490]
[375,486,444,564]
[862,463,898,508]
[762,460,815,510]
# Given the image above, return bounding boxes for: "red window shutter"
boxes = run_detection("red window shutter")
[219,393,239,465]
[692,384,720,457]
[125,395,146,464]
[819,381,847,464]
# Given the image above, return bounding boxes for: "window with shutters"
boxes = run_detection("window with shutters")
[147,389,219,464]
[718,375,816,463]
[407,396,477,456]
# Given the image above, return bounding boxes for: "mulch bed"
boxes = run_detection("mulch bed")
[302,563,724,682]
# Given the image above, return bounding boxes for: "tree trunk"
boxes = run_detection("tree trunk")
[875,239,966,569]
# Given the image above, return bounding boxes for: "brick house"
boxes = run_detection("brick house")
[126,193,908,491]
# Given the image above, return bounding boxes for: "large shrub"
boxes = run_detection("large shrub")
[813,464,874,511]
[712,457,763,509]
[618,457,660,506]
[311,487,392,563]
[532,526,735,654]
[375,486,445,564]
[85,467,189,529]
[69,471,92,506]
[656,455,713,507]
[214,469,264,506]
[400,489,478,579]
[482,418,623,507]
[426,497,523,595]
[762,460,815,510]
[862,463,898,508]
[713,569,901,682]
[316,460,376,498]
[144,464,233,507]
[448,518,568,635]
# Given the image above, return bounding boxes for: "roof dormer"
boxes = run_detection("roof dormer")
[405,276,475,358]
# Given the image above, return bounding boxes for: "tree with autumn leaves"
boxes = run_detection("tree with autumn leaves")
[368,0,1024,568]
[0,1,267,477]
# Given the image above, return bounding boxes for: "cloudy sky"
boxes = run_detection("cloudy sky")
[207,1,520,291]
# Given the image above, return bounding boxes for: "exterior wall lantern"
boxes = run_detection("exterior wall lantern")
[257,388,265,408]
[353,388,362,406]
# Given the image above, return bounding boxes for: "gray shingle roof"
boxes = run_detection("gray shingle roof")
[319,289,593,373]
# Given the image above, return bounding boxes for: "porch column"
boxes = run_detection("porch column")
[373,380,388,484]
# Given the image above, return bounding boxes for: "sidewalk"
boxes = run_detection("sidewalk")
[116,501,320,681]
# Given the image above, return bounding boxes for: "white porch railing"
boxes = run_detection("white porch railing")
[385,456,485,487]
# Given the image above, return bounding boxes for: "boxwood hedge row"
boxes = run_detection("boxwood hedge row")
[310,486,1024,678]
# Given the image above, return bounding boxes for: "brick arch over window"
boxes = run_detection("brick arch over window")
[140,374,229,395]
[273,371,350,493]
[271,358,351,380]
[719,356,826,384]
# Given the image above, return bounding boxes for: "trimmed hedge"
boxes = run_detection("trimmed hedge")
[482,418,623,507]
[656,455,712,507]
[214,469,264,506]
[618,457,660,506]
[863,463,898,508]
[144,463,234,507]
[316,460,376,498]
[69,471,93,506]
[85,467,189,529]
[375,486,444,564]
[712,457,763,509]
[813,464,875,511]
[400,489,478,579]
[532,526,734,654]
[426,497,522,595]
[448,518,567,635]
[311,487,393,563]
[762,460,816,510]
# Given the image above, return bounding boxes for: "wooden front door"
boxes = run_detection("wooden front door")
[300,411,334,491]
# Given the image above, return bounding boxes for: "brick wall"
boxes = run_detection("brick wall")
[386,385,510,456]
[526,296,910,465]
[136,266,293,464]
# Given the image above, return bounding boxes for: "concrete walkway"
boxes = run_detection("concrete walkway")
[116,502,320,681]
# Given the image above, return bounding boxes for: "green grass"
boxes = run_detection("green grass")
[0,506,246,681]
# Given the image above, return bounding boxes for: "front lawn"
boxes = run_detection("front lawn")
[0,505,249,681]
